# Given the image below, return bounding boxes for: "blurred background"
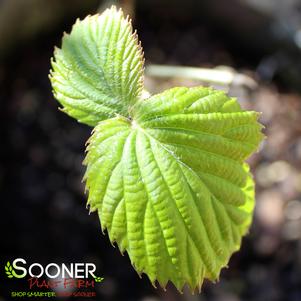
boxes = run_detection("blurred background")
[1,0,301,300]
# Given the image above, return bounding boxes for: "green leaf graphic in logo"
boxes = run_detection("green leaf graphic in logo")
[50,6,264,292]
[5,261,25,278]
[93,276,104,283]
[5,262,14,278]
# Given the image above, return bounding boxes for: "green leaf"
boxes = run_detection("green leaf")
[50,6,144,126]
[83,86,263,291]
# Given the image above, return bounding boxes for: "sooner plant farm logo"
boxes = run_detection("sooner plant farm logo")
[5,258,104,298]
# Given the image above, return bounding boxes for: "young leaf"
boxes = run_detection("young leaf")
[50,5,264,293]
[50,6,144,126]
[83,86,263,291]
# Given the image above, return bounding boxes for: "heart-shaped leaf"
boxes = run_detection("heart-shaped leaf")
[50,6,264,293]
[84,86,263,291]
[50,6,144,126]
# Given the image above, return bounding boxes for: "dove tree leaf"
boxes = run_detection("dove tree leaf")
[50,6,144,126]
[83,86,263,291]
[50,6,264,293]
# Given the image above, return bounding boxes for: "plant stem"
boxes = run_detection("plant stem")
[146,64,257,90]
